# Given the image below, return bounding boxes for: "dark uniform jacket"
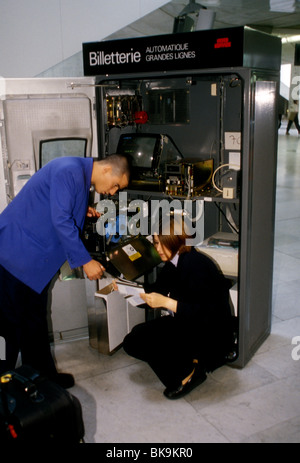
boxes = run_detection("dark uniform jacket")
[145,247,234,368]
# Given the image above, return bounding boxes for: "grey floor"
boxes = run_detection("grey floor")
[53,124,300,444]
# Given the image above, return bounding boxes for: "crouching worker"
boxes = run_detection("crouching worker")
[123,215,235,400]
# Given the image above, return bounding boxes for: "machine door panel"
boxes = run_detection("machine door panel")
[0,77,97,201]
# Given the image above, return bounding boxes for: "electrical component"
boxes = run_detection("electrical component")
[106,93,143,127]
[222,169,239,199]
[212,163,240,199]
[164,159,214,197]
[223,187,235,199]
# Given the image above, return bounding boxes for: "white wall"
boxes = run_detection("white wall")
[0,0,169,77]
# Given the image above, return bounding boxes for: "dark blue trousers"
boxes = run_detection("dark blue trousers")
[123,316,205,389]
[0,264,57,377]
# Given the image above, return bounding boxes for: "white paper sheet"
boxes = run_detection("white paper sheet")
[117,282,145,306]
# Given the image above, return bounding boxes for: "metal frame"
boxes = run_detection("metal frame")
[94,64,279,367]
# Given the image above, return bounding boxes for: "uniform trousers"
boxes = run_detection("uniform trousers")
[0,264,56,377]
[123,315,206,389]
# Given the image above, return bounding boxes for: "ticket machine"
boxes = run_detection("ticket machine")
[82,26,281,367]
[0,26,281,366]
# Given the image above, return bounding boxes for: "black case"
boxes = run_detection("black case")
[0,365,84,442]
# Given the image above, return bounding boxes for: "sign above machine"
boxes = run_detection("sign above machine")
[82,26,281,77]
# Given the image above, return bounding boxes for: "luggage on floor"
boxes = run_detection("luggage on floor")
[0,365,84,442]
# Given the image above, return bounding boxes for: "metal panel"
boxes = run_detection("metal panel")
[89,288,145,355]
[0,77,97,201]
[238,78,278,365]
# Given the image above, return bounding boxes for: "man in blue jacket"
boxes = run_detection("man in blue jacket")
[0,154,130,387]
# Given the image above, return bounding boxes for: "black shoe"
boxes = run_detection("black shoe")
[50,373,75,389]
[163,371,207,400]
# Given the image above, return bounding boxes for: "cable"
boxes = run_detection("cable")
[214,202,239,234]
[212,163,240,193]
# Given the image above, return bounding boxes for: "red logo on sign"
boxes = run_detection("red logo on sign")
[214,37,231,49]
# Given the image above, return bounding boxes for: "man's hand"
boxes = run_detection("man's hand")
[83,259,105,280]
[86,206,100,218]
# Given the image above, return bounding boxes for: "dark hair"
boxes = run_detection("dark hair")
[156,215,192,258]
[97,154,131,179]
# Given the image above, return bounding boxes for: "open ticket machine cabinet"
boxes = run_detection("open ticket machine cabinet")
[83,27,281,367]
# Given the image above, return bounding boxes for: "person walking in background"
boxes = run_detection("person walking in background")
[286,99,300,135]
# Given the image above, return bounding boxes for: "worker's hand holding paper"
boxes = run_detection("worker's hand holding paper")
[116,281,145,307]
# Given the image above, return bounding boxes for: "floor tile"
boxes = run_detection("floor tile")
[199,378,300,443]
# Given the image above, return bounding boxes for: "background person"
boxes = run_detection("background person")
[286,99,300,135]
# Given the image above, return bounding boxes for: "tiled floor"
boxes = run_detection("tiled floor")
[53,124,300,443]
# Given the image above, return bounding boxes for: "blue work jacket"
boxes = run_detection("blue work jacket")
[0,157,94,293]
